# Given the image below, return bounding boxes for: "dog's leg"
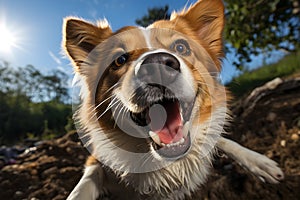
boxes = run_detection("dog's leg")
[67,163,103,200]
[217,137,284,183]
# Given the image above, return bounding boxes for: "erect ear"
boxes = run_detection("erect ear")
[63,17,112,71]
[171,0,225,58]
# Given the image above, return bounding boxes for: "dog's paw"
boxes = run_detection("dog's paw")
[239,149,284,184]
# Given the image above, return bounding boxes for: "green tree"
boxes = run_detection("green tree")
[225,0,300,68]
[42,70,69,103]
[135,5,170,27]
[0,61,72,144]
[0,63,69,102]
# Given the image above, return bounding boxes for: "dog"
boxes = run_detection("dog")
[63,0,284,199]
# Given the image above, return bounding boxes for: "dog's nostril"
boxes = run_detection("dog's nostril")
[162,55,180,72]
[165,60,180,72]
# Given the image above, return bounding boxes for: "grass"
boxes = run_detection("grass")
[227,51,300,97]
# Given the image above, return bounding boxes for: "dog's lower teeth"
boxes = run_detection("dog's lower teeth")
[161,138,185,148]
[149,122,189,148]
[179,138,185,144]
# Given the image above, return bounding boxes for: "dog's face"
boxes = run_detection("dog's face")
[64,0,227,195]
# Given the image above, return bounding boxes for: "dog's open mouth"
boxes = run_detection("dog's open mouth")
[130,97,193,159]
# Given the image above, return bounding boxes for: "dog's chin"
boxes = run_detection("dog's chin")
[129,89,195,160]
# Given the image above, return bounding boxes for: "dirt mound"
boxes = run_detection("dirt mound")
[0,77,299,200]
[0,131,89,200]
[191,77,300,200]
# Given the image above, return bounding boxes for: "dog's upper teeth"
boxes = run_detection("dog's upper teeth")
[149,131,162,146]
[182,121,190,138]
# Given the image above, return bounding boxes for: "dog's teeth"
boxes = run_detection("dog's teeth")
[163,138,185,148]
[182,121,190,137]
[149,131,162,146]
[179,137,185,144]
[150,124,188,148]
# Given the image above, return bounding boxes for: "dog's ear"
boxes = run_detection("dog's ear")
[171,0,225,58]
[63,17,112,71]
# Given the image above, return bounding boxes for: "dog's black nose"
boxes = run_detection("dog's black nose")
[137,53,180,86]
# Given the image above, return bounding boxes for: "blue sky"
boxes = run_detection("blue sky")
[0,0,276,84]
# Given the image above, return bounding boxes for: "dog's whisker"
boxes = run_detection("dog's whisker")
[95,95,114,110]
[87,83,120,121]
[87,83,120,118]
[89,83,120,115]
[112,102,124,128]
[121,107,130,127]
[90,95,113,114]
[104,82,120,95]
[118,105,129,128]
[97,96,120,120]
[86,95,114,122]
[109,96,121,109]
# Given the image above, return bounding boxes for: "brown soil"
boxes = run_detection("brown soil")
[0,77,299,200]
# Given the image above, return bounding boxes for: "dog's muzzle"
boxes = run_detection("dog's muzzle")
[128,52,194,160]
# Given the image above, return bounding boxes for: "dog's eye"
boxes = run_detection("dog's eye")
[113,53,129,68]
[171,39,191,56]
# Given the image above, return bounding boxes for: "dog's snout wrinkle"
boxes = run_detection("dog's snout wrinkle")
[137,53,180,86]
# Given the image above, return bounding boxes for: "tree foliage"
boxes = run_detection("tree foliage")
[225,0,300,68]
[135,5,170,27]
[135,1,300,68]
[0,62,72,144]
[0,62,69,102]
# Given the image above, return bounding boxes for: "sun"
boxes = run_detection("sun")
[0,24,18,53]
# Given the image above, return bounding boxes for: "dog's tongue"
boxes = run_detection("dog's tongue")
[149,101,183,144]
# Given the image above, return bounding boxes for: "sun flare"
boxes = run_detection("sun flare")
[0,24,18,53]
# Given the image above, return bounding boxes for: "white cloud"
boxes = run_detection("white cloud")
[49,51,62,65]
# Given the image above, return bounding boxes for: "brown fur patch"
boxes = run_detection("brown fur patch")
[63,17,113,72]
[85,155,99,166]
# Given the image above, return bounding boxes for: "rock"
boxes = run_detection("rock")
[15,191,23,197]
[291,133,299,141]
[280,140,286,147]
[266,112,277,121]
[31,169,38,175]
[41,166,58,178]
